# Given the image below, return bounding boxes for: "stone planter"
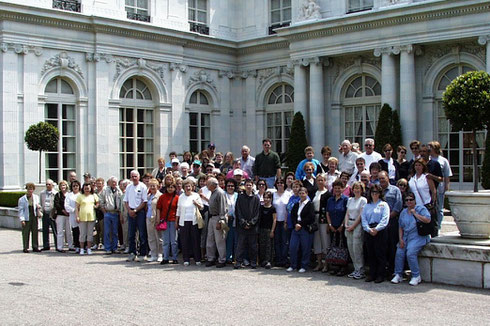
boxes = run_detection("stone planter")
[446,190,490,239]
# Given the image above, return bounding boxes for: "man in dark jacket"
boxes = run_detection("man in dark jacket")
[234,179,260,269]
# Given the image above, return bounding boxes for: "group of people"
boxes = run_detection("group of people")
[18,138,452,286]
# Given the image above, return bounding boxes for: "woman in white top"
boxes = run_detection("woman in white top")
[325,157,341,192]
[64,180,81,253]
[273,177,292,267]
[176,178,203,266]
[379,144,397,184]
[344,181,368,279]
[225,178,239,263]
[408,158,436,206]
[312,174,331,271]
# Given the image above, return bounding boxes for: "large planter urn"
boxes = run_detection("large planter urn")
[445,190,490,239]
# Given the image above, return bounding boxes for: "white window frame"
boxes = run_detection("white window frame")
[188,0,208,25]
[270,0,292,26]
[342,74,381,145]
[188,90,211,154]
[44,77,77,182]
[347,0,374,13]
[266,84,294,155]
[125,0,150,21]
[119,77,154,179]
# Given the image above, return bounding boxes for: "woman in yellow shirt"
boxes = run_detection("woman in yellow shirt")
[76,183,99,255]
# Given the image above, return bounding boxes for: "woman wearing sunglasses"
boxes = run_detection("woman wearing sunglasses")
[391,192,431,286]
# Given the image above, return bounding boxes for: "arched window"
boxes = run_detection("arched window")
[44,77,77,182]
[188,90,211,153]
[266,84,294,154]
[435,64,485,184]
[342,74,381,145]
[119,77,154,179]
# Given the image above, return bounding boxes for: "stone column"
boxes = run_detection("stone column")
[170,63,187,155]
[374,47,399,110]
[399,45,417,146]
[478,35,490,73]
[0,46,22,189]
[218,70,234,152]
[309,57,325,152]
[243,70,258,150]
[293,61,308,126]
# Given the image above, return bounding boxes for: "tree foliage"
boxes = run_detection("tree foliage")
[25,122,59,152]
[286,112,308,172]
[442,70,490,131]
[391,110,402,155]
[374,104,393,154]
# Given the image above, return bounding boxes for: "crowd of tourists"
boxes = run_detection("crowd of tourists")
[18,138,452,286]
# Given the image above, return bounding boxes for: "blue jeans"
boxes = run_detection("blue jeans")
[289,228,313,269]
[274,221,288,265]
[394,238,426,278]
[128,210,148,256]
[104,212,119,251]
[162,221,178,260]
[226,223,238,262]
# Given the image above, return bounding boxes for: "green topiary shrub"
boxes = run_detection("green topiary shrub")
[0,191,26,207]
[391,110,403,158]
[442,70,490,192]
[482,132,490,190]
[25,122,59,183]
[286,112,308,173]
[374,104,393,154]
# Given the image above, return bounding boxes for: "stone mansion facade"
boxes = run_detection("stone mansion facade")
[0,0,489,190]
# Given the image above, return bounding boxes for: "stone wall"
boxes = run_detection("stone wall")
[0,207,21,229]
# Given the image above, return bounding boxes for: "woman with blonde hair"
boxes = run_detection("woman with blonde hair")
[146,178,163,262]
[54,180,72,252]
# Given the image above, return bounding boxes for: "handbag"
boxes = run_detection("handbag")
[306,221,319,233]
[413,180,436,236]
[156,194,175,231]
[325,232,349,266]
[196,207,205,229]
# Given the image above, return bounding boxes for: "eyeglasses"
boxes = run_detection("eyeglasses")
[405,198,415,202]
[398,184,407,187]
[384,150,392,152]
[258,184,266,187]
[399,151,407,154]
[410,147,419,150]
[365,144,373,147]
[371,191,380,194]
[276,182,284,185]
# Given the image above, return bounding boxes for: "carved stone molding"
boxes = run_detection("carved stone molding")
[218,70,236,79]
[85,52,114,63]
[400,44,423,56]
[297,0,322,22]
[374,46,400,57]
[41,52,83,78]
[240,70,257,79]
[187,69,217,91]
[169,63,187,73]
[113,57,167,82]
[424,42,485,75]
[478,35,490,46]
[0,42,43,56]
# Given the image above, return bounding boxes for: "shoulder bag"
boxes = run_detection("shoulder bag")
[325,232,349,266]
[412,178,436,236]
[195,207,204,229]
[156,194,175,231]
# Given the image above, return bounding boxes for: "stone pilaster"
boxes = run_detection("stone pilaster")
[374,46,399,110]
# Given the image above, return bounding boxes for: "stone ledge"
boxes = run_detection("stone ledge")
[0,206,20,229]
[420,239,490,263]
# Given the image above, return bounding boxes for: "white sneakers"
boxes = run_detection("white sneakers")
[391,274,422,286]
[126,253,136,262]
[298,268,306,273]
[157,254,163,262]
[286,267,294,272]
[409,275,422,286]
[147,256,157,262]
[87,248,93,255]
[184,261,190,266]
[80,248,85,255]
[391,274,403,284]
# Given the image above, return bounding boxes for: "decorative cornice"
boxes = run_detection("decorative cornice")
[113,57,167,82]
[400,44,423,56]
[187,69,216,91]
[85,52,114,63]
[0,42,42,56]
[218,70,236,79]
[237,41,290,55]
[240,70,257,79]
[169,63,187,73]
[373,46,400,57]
[41,51,83,78]
[280,3,490,42]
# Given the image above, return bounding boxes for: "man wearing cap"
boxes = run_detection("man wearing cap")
[190,160,206,181]
[170,158,180,174]
[253,138,282,189]
[165,151,177,168]
[240,145,255,179]
[205,177,228,268]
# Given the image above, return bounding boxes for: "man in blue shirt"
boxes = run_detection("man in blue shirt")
[295,146,320,180]
[379,171,402,277]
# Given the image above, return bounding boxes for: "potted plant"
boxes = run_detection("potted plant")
[442,70,490,238]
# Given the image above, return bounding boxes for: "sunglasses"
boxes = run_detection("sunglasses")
[365,144,373,147]
[405,198,415,202]
[399,151,407,154]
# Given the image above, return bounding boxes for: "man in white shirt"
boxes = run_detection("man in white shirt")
[124,170,148,262]
[360,138,382,170]
[338,140,358,174]
[240,145,255,178]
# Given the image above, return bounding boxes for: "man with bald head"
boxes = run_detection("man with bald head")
[240,145,255,179]
[205,177,228,268]
[338,139,358,174]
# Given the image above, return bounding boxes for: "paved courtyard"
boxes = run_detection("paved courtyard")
[0,228,488,325]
